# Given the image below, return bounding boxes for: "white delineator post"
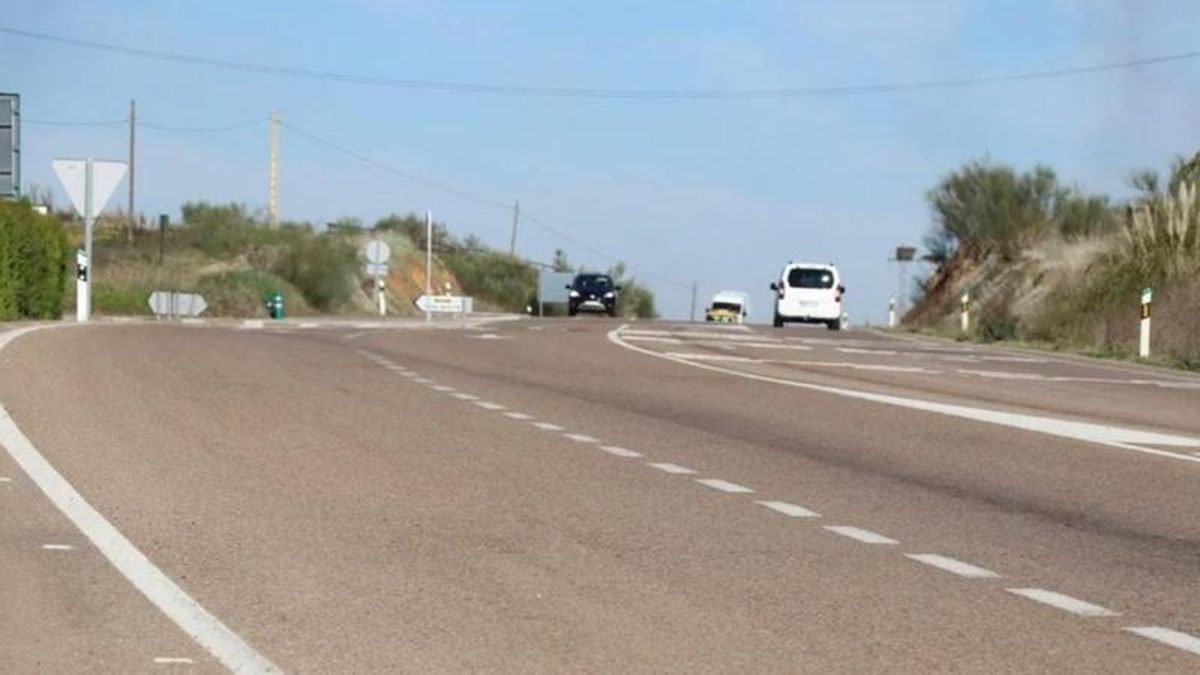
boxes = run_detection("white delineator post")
[960,291,970,333]
[1139,287,1152,358]
[425,210,432,323]
[888,297,897,328]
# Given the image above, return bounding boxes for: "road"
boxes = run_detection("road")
[1,317,1198,672]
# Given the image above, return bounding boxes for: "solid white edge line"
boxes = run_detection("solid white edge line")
[607,326,1200,463]
[755,500,820,518]
[695,478,754,494]
[0,406,279,673]
[904,553,999,579]
[1005,588,1118,617]
[1124,626,1200,656]
[823,526,898,545]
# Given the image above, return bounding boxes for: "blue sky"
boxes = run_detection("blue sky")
[4,1,1199,321]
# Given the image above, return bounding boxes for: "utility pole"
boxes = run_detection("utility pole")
[425,209,433,323]
[690,281,697,323]
[268,111,279,227]
[127,99,136,243]
[508,199,520,256]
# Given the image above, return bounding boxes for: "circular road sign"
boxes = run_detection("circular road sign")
[365,240,391,264]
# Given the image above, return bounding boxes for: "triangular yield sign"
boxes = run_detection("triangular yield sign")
[90,161,127,213]
[51,159,127,218]
[51,160,88,217]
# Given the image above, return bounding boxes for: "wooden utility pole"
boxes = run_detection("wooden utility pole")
[127,99,136,242]
[268,111,279,227]
[508,199,520,256]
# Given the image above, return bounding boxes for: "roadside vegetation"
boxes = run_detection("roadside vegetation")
[909,152,1200,369]
[2,197,657,320]
[0,199,69,320]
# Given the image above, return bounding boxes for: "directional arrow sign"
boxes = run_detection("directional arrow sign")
[414,294,472,313]
[52,159,127,218]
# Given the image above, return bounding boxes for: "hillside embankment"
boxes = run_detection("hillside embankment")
[906,155,1200,369]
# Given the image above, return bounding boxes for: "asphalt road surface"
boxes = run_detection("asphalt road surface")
[2,317,1198,672]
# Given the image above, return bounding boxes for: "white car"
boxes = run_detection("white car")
[770,262,845,330]
[705,290,751,323]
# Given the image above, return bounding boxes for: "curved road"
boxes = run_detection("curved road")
[1,318,1198,672]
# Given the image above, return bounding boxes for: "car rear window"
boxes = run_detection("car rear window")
[787,268,835,289]
[711,302,741,312]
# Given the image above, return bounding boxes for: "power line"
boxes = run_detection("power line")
[281,120,513,209]
[140,119,263,133]
[282,120,689,287]
[25,117,127,127]
[4,24,1198,100]
[25,116,264,133]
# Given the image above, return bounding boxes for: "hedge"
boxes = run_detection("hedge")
[0,200,70,320]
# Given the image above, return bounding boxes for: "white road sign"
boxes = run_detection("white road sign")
[365,240,391,264]
[414,294,473,313]
[52,159,126,218]
[148,291,208,317]
[365,262,388,276]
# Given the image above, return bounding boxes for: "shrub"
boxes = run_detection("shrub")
[195,270,310,317]
[271,233,357,311]
[177,202,268,257]
[442,249,536,312]
[0,199,70,320]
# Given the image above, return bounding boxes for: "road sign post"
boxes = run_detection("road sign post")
[365,239,391,317]
[888,297,897,328]
[1139,287,1152,359]
[53,158,127,322]
[960,291,970,334]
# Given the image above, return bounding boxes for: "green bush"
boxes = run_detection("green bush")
[177,202,269,257]
[195,270,310,317]
[443,249,537,312]
[0,200,70,320]
[271,234,357,311]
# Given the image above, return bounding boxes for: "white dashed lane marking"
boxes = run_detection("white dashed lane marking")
[563,433,599,443]
[695,478,754,494]
[648,462,696,475]
[824,526,898,545]
[905,554,999,579]
[600,446,643,458]
[452,393,479,401]
[0,476,11,483]
[756,500,820,518]
[504,412,533,420]
[431,385,455,392]
[42,544,74,551]
[1124,626,1200,656]
[153,656,195,664]
[532,422,564,431]
[1005,588,1119,617]
[474,402,505,411]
